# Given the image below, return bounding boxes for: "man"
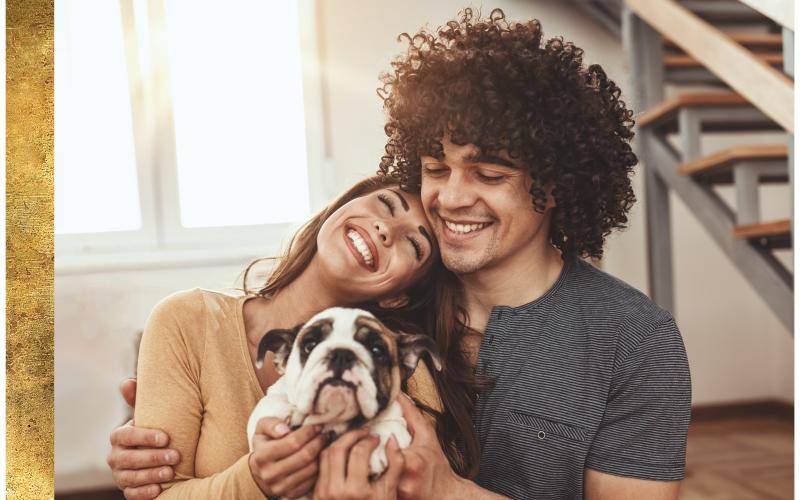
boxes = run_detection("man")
[107,8,690,499]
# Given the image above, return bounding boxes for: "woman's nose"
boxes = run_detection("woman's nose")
[374,220,392,246]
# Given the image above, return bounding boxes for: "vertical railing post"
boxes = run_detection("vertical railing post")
[622,7,675,313]
[782,27,794,236]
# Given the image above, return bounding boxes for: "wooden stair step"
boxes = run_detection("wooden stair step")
[678,145,788,178]
[733,220,791,249]
[637,92,749,128]
[664,33,783,51]
[664,52,783,68]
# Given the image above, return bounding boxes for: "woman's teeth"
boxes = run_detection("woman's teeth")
[347,230,374,266]
[444,220,489,234]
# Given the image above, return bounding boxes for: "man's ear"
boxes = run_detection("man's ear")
[377,294,410,310]
[545,185,557,209]
[256,324,302,374]
[396,333,442,381]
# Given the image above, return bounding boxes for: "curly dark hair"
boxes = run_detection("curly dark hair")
[377,7,638,259]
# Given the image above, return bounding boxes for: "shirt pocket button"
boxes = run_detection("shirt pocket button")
[537,430,546,440]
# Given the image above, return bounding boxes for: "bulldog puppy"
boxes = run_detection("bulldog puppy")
[246,307,441,476]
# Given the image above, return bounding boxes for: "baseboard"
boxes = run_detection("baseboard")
[691,399,793,421]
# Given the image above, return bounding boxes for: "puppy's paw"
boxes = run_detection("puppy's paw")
[369,439,389,477]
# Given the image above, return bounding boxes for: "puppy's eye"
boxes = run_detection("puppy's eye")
[302,341,318,354]
[370,344,388,358]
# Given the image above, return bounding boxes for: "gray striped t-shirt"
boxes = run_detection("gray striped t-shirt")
[472,257,691,499]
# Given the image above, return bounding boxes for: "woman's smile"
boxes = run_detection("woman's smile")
[343,224,379,272]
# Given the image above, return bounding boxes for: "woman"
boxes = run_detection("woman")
[111,176,481,499]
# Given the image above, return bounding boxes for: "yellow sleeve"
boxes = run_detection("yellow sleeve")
[134,290,264,499]
[406,360,443,413]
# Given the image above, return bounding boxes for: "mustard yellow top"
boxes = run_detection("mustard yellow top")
[134,288,441,499]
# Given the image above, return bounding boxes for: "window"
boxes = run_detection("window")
[55,0,142,235]
[55,0,325,262]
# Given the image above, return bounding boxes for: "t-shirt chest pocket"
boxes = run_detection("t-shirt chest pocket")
[506,411,589,443]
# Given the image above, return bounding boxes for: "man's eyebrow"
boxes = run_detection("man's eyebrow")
[389,189,409,211]
[466,153,516,168]
[418,226,434,255]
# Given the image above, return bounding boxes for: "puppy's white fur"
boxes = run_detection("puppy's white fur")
[247,307,414,475]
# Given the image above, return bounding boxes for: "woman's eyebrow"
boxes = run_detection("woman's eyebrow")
[388,189,410,211]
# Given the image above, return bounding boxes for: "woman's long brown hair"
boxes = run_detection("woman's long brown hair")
[242,175,483,478]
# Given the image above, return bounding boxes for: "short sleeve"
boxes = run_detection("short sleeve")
[585,317,691,480]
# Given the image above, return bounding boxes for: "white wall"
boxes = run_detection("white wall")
[55,264,249,491]
[55,0,793,491]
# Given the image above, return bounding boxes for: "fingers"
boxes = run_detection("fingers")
[327,428,370,485]
[113,465,174,489]
[285,476,316,499]
[110,423,170,449]
[122,484,161,500]
[108,447,179,471]
[269,432,326,478]
[255,423,322,461]
[396,393,427,439]
[397,393,436,442]
[254,417,293,440]
[346,435,379,484]
[381,436,405,488]
[120,378,138,408]
[270,458,319,496]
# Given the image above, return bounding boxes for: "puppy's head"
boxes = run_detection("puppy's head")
[256,307,441,426]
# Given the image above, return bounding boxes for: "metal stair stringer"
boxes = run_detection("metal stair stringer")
[642,131,794,331]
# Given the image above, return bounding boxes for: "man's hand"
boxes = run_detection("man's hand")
[106,378,181,500]
[395,394,460,499]
[248,417,326,498]
[396,395,508,500]
[315,430,405,500]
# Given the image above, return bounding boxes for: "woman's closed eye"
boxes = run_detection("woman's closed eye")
[377,193,396,216]
[408,236,423,261]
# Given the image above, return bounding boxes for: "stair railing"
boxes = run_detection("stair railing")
[622,0,794,331]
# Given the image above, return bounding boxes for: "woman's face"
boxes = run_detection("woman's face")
[316,188,438,302]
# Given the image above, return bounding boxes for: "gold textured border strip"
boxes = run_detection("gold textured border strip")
[7,0,55,498]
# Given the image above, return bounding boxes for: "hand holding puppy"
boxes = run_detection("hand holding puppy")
[248,417,326,499]
[314,429,405,500]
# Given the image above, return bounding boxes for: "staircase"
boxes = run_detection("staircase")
[578,0,794,331]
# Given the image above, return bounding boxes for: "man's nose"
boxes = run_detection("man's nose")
[437,171,476,209]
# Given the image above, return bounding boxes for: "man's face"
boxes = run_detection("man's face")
[420,137,553,275]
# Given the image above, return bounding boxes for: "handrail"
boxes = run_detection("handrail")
[625,0,794,132]
[737,0,793,31]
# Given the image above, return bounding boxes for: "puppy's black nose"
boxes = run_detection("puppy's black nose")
[329,348,356,376]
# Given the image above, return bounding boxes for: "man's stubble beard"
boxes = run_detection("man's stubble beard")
[439,232,500,275]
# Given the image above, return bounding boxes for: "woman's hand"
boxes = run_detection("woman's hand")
[106,378,181,500]
[249,418,327,499]
[314,429,405,500]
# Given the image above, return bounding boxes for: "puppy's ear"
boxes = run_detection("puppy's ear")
[396,333,442,381]
[256,324,301,374]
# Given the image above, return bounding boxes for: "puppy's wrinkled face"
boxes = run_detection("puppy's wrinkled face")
[256,307,440,428]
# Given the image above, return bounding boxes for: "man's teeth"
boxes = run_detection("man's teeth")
[346,230,374,266]
[444,220,489,234]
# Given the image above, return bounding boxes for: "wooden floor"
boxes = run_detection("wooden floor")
[57,414,794,499]
[680,414,794,500]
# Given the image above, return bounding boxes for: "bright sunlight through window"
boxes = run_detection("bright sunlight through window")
[55,0,142,235]
[164,1,311,228]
